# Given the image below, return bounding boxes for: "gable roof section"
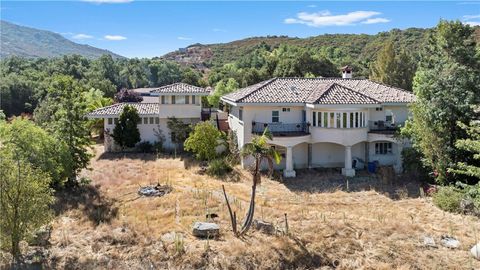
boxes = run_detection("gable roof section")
[87,103,159,118]
[150,83,209,94]
[221,78,414,105]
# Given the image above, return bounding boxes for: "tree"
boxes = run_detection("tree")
[167,117,192,154]
[114,88,143,103]
[0,149,54,262]
[370,40,416,91]
[0,118,70,188]
[112,105,141,150]
[224,129,281,236]
[406,20,480,184]
[208,78,239,107]
[448,118,480,180]
[84,88,113,137]
[35,75,93,187]
[185,121,223,160]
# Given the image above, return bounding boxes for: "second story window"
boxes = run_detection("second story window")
[239,109,243,121]
[312,112,316,127]
[192,95,196,105]
[272,111,279,123]
[161,96,166,104]
[171,96,176,104]
[176,95,185,104]
[185,96,190,104]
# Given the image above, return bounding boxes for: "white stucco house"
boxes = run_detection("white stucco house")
[220,67,415,177]
[87,83,211,151]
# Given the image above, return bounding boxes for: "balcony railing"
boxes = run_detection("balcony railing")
[368,120,404,134]
[252,122,310,137]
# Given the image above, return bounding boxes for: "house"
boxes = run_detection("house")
[220,68,415,177]
[87,83,211,151]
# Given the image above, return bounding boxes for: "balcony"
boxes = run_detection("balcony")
[368,120,404,134]
[252,122,310,137]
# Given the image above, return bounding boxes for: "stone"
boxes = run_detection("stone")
[440,235,460,249]
[471,243,480,260]
[423,236,436,248]
[253,219,275,235]
[192,222,219,238]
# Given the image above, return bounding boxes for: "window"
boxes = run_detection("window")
[239,109,243,121]
[192,95,196,105]
[355,112,360,128]
[149,117,154,124]
[342,112,347,128]
[155,117,160,124]
[385,110,393,122]
[376,107,383,111]
[323,112,328,127]
[359,112,363,127]
[171,96,176,104]
[143,117,148,124]
[312,112,316,126]
[137,118,142,124]
[114,118,118,124]
[329,112,335,128]
[185,96,190,104]
[272,111,279,123]
[108,118,113,125]
[176,95,185,104]
[161,96,166,104]
[282,108,290,112]
[375,142,393,155]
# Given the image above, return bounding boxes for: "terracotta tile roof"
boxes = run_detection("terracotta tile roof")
[150,83,209,94]
[222,78,415,105]
[87,103,159,118]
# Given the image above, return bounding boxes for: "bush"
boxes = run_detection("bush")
[207,158,233,177]
[184,121,223,161]
[432,186,463,213]
[153,141,163,153]
[137,141,152,153]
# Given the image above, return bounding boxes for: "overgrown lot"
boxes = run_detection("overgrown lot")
[35,145,480,269]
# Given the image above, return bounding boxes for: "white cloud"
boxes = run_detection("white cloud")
[177,36,192,40]
[463,14,480,20]
[72,33,94,40]
[82,0,133,3]
[284,10,390,27]
[361,18,390,24]
[464,21,480,26]
[104,35,127,41]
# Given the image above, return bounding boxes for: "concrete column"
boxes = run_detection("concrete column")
[308,143,312,169]
[342,145,355,177]
[284,146,296,178]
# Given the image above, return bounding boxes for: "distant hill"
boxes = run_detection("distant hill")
[0,20,124,59]
[162,27,480,72]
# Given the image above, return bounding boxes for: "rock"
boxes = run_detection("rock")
[471,243,480,260]
[423,236,436,247]
[138,184,172,197]
[192,222,219,238]
[253,219,275,235]
[440,235,460,249]
[30,225,52,246]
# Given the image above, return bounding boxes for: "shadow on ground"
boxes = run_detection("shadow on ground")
[281,168,422,199]
[53,184,118,225]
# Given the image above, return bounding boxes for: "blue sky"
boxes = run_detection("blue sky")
[1,1,479,58]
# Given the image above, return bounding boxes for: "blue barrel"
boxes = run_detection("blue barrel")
[367,162,376,173]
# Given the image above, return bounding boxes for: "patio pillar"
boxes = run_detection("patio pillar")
[308,143,312,169]
[284,146,296,178]
[342,145,355,177]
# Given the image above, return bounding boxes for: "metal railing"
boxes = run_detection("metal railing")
[368,120,404,132]
[252,122,310,136]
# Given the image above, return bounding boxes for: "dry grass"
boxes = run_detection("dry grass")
[43,144,480,269]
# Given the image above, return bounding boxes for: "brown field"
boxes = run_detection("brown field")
[43,145,479,269]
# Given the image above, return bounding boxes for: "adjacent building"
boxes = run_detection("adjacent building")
[220,68,415,177]
[87,83,211,151]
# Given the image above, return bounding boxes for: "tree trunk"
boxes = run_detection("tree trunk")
[239,157,260,236]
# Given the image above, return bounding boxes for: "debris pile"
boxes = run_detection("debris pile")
[138,184,172,197]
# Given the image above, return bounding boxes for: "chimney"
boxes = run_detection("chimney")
[341,65,353,79]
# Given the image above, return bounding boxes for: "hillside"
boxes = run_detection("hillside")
[0,21,123,59]
[162,28,432,70]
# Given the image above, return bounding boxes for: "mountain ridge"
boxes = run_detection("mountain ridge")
[0,20,124,59]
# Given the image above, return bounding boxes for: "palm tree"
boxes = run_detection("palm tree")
[224,128,281,236]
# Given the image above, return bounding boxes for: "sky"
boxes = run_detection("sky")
[1,1,479,58]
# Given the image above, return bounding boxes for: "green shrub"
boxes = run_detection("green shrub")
[207,158,233,177]
[153,141,163,153]
[433,186,463,213]
[137,141,153,153]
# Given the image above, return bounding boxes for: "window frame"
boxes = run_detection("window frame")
[272,111,279,123]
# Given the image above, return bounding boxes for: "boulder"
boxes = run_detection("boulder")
[253,219,275,235]
[440,236,460,249]
[192,222,219,238]
[423,236,436,248]
[471,243,480,260]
